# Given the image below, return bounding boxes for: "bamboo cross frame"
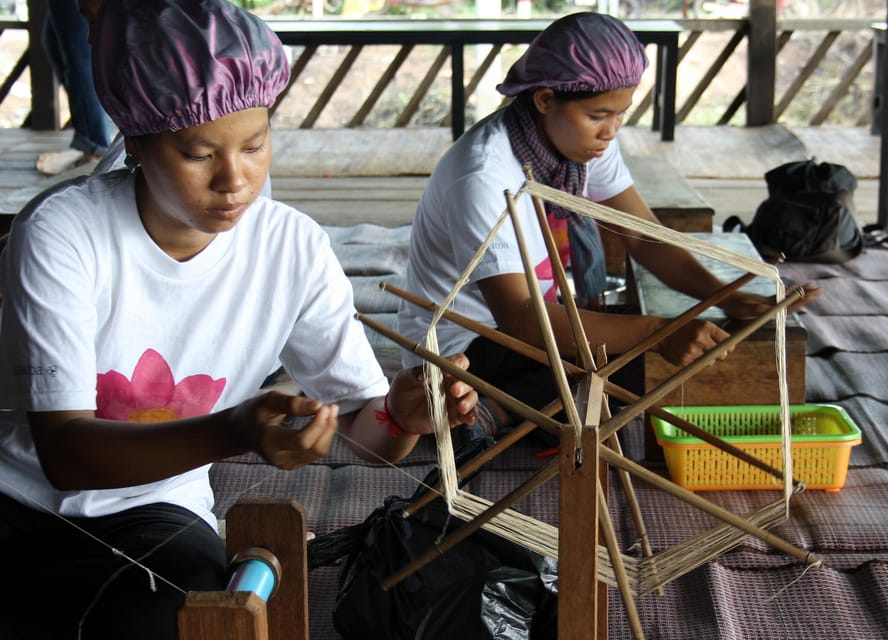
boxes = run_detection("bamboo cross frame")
[358,179,816,640]
[380,282,799,487]
[358,306,815,567]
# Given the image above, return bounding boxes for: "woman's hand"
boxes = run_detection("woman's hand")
[386,353,479,435]
[718,282,823,320]
[654,318,731,368]
[227,391,339,470]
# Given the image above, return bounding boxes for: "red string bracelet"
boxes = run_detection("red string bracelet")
[375,393,409,437]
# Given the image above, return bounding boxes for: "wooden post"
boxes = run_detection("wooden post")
[879,8,888,229]
[746,0,777,125]
[178,499,310,640]
[178,592,270,640]
[26,0,61,130]
[226,499,310,640]
[559,427,602,639]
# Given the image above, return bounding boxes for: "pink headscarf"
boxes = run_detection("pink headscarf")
[497,12,648,97]
[91,0,290,137]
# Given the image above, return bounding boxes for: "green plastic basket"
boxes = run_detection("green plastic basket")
[651,404,862,491]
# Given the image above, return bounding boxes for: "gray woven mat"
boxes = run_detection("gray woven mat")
[323,223,412,246]
[840,396,888,466]
[351,275,405,313]
[609,559,888,640]
[799,278,888,316]
[779,246,888,282]
[802,314,888,354]
[806,352,888,402]
[332,242,409,276]
[211,459,888,639]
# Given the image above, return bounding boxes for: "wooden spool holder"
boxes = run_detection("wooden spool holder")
[177,498,310,640]
[358,177,820,640]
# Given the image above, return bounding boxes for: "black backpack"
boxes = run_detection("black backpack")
[723,159,863,263]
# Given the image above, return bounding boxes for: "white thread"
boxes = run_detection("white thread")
[768,561,820,601]
[0,458,288,637]
[333,430,444,498]
[0,479,188,595]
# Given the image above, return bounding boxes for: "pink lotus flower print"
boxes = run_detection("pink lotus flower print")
[96,349,226,423]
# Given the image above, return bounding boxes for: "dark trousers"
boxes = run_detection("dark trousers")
[0,492,227,640]
[464,329,644,442]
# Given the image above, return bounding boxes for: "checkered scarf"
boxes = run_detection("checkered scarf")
[503,96,585,218]
[503,97,607,304]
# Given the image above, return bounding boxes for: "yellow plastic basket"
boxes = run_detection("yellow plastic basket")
[651,404,862,492]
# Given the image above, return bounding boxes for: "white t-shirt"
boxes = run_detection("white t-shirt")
[399,109,633,367]
[0,170,388,529]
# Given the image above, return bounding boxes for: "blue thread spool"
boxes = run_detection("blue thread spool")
[226,547,282,602]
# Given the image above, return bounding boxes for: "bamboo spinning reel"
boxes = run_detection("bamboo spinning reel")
[358,175,821,640]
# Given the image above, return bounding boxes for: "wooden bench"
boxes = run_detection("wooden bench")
[629,232,808,460]
[602,154,715,275]
[265,18,681,141]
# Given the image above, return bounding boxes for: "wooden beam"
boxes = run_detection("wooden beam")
[225,499,309,640]
[27,0,60,130]
[178,592,269,640]
[747,0,777,125]
[878,15,887,229]
[559,427,602,639]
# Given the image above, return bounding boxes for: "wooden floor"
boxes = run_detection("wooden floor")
[0,124,881,231]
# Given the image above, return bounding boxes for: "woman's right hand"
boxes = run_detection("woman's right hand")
[227,391,339,470]
[653,318,731,368]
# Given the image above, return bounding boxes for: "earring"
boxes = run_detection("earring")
[124,153,140,174]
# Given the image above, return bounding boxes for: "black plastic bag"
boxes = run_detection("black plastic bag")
[327,437,558,640]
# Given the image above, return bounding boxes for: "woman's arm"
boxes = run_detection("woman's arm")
[29,392,338,490]
[601,186,822,318]
[602,186,733,299]
[31,354,477,489]
[338,354,478,463]
[479,272,728,367]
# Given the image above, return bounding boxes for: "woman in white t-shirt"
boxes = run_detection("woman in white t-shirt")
[400,12,819,433]
[0,2,477,638]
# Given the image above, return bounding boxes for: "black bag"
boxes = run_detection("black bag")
[723,159,863,263]
[319,437,558,640]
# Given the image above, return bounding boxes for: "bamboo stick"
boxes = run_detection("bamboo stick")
[524,164,596,373]
[401,399,565,517]
[595,343,661,597]
[504,189,584,434]
[598,480,645,639]
[598,446,821,566]
[382,282,796,484]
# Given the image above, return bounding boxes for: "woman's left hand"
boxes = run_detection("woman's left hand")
[719,282,823,320]
[386,353,478,435]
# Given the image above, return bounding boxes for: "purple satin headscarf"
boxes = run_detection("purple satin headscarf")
[92,0,290,137]
[497,12,648,97]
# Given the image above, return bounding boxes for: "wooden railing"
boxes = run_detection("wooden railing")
[3,9,879,134]
[267,18,681,140]
[653,17,877,128]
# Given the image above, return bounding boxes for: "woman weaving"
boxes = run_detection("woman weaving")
[0,1,477,638]
[398,12,819,433]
